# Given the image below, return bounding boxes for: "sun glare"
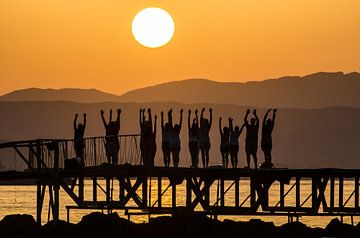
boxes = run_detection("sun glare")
[131,7,175,48]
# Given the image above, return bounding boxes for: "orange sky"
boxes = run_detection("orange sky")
[0,0,359,95]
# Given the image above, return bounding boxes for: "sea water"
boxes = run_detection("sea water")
[0,179,358,227]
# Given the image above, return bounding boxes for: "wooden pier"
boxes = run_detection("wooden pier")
[0,136,360,224]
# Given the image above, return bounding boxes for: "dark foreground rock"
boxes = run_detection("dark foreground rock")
[1,213,360,238]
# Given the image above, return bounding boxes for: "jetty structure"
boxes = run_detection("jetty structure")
[0,134,359,224]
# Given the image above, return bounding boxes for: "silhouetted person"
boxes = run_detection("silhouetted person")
[101,109,121,165]
[139,108,145,165]
[219,117,230,168]
[169,109,183,168]
[199,108,212,168]
[141,108,157,167]
[188,109,200,168]
[74,113,86,167]
[261,109,277,169]
[229,117,245,168]
[244,109,259,169]
[161,111,171,167]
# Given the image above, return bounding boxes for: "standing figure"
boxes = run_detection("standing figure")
[229,118,245,168]
[74,113,86,167]
[261,109,277,168]
[161,111,171,167]
[188,110,200,168]
[244,109,259,169]
[169,109,183,168]
[199,108,212,168]
[141,108,157,167]
[101,109,121,165]
[139,108,145,165]
[219,117,230,168]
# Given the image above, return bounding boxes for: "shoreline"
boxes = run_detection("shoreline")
[1,212,359,238]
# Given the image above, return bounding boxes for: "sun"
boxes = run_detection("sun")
[132,7,175,48]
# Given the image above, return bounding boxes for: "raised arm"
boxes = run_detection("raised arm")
[148,108,152,127]
[244,109,250,125]
[188,110,191,130]
[74,114,78,131]
[154,115,157,134]
[253,109,259,125]
[229,117,233,132]
[219,117,223,135]
[272,109,277,129]
[139,108,143,128]
[239,123,246,134]
[168,109,173,128]
[142,109,145,125]
[83,113,87,129]
[101,110,107,127]
[161,111,164,130]
[179,109,183,129]
[116,109,121,130]
[263,109,271,127]
[209,108,213,129]
[200,108,205,127]
[195,109,199,124]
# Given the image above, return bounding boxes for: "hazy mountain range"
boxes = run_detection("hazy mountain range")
[1,72,360,108]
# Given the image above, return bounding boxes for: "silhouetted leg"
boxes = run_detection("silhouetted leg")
[195,148,199,168]
[246,154,251,168]
[201,149,206,168]
[162,150,167,167]
[205,149,210,168]
[253,153,258,169]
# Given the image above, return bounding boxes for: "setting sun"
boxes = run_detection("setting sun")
[131,7,175,48]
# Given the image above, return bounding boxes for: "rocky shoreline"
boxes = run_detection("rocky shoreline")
[1,212,360,238]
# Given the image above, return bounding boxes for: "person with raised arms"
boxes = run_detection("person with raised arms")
[199,108,212,168]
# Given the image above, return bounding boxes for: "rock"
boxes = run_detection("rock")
[222,219,277,238]
[77,212,133,238]
[0,214,41,238]
[42,219,78,238]
[325,218,355,238]
[278,222,319,238]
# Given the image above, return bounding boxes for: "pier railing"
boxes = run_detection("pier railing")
[0,134,141,170]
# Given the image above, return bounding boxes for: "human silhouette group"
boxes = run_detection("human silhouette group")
[71,107,277,169]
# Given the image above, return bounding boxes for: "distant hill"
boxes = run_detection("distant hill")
[119,72,360,108]
[0,88,120,103]
[0,101,360,169]
[1,72,360,108]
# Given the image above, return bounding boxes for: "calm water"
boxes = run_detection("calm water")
[0,179,358,227]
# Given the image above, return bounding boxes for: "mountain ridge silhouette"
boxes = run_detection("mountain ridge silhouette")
[1,71,360,108]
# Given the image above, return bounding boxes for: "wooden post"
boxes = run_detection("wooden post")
[106,178,111,205]
[158,177,162,208]
[296,177,300,208]
[339,177,344,209]
[36,140,42,224]
[93,177,97,202]
[172,183,176,208]
[250,177,256,209]
[235,178,239,207]
[220,179,225,207]
[330,177,335,211]
[280,180,285,208]
[53,142,60,222]
[355,177,359,209]
[311,177,317,211]
[142,177,148,208]
[186,177,191,207]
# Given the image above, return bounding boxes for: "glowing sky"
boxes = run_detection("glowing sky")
[0,0,359,95]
